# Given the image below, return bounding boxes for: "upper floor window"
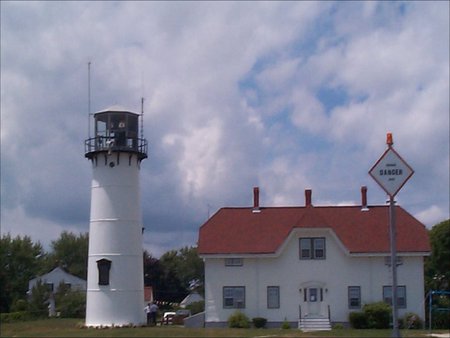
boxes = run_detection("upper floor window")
[383,285,406,308]
[223,286,245,309]
[225,258,243,266]
[299,237,326,259]
[348,286,361,309]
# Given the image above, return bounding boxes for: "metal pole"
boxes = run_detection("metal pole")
[88,61,91,138]
[389,195,401,338]
[428,291,432,332]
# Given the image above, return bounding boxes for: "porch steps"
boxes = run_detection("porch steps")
[298,317,331,332]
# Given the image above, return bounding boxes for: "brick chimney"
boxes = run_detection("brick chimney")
[361,186,369,211]
[305,189,312,207]
[252,187,261,213]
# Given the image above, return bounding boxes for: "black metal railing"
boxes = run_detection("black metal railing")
[85,136,148,159]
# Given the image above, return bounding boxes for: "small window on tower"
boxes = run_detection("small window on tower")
[97,259,112,286]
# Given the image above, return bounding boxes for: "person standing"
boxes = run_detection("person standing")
[144,303,151,326]
[149,302,159,325]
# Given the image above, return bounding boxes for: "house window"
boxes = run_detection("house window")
[223,286,245,308]
[384,256,403,266]
[97,259,112,286]
[267,286,280,309]
[348,286,361,309]
[383,286,406,308]
[45,283,54,292]
[225,258,243,266]
[299,237,326,259]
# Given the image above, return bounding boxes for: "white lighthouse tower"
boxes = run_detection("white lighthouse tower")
[84,106,147,326]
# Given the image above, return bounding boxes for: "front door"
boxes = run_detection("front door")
[304,287,323,317]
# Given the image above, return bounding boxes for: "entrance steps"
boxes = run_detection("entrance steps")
[298,316,331,332]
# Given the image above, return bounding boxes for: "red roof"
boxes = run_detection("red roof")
[198,205,430,255]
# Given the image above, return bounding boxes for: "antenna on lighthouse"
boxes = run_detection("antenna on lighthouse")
[87,61,92,138]
[140,97,144,141]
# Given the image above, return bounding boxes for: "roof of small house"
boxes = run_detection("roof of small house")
[28,267,86,293]
[198,189,430,256]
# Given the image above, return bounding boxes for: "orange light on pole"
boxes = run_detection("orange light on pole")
[386,133,394,147]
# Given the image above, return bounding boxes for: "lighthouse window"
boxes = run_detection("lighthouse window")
[97,259,112,286]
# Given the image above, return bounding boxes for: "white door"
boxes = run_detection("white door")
[305,287,323,316]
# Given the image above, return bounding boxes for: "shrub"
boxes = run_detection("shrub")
[11,299,28,312]
[349,311,368,329]
[363,302,391,329]
[228,311,250,328]
[332,323,345,329]
[401,312,423,329]
[281,318,291,329]
[0,311,32,323]
[56,291,86,318]
[252,317,267,328]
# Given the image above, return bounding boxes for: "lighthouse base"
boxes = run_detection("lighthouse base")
[85,289,145,327]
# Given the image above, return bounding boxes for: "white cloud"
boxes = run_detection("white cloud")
[415,205,448,228]
[1,1,448,257]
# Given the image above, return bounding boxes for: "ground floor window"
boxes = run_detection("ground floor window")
[267,286,280,309]
[348,286,361,309]
[223,286,245,308]
[383,285,406,308]
[97,258,112,286]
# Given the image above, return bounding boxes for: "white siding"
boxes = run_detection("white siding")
[203,228,426,325]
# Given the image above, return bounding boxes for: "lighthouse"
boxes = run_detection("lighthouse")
[84,106,147,326]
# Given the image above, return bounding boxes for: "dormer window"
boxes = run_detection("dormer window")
[299,237,326,260]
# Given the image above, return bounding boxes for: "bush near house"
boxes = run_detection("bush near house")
[363,302,391,329]
[252,317,267,328]
[349,302,391,329]
[228,311,250,328]
[349,311,368,329]
[400,312,424,329]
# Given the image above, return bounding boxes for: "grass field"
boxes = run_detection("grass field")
[0,318,446,338]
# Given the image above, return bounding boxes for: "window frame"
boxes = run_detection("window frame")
[223,286,245,309]
[348,286,361,309]
[267,286,280,309]
[383,285,406,308]
[97,258,112,286]
[299,237,326,260]
[225,258,243,267]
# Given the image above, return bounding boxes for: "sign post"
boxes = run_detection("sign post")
[369,133,414,338]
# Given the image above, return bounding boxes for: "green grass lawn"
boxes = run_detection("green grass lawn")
[0,318,445,338]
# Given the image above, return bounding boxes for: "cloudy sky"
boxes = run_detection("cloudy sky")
[1,1,449,257]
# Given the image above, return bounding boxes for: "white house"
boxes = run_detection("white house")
[198,187,430,329]
[28,267,86,294]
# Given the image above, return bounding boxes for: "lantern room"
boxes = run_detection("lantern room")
[85,107,147,161]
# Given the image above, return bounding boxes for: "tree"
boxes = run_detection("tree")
[45,231,89,279]
[54,281,86,318]
[27,279,49,318]
[425,219,450,329]
[425,219,450,291]
[144,246,204,303]
[0,234,45,313]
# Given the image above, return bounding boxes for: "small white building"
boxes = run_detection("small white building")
[28,267,86,294]
[180,292,204,309]
[198,187,430,329]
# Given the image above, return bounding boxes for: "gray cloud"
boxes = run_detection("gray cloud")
[1,1,448,256]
